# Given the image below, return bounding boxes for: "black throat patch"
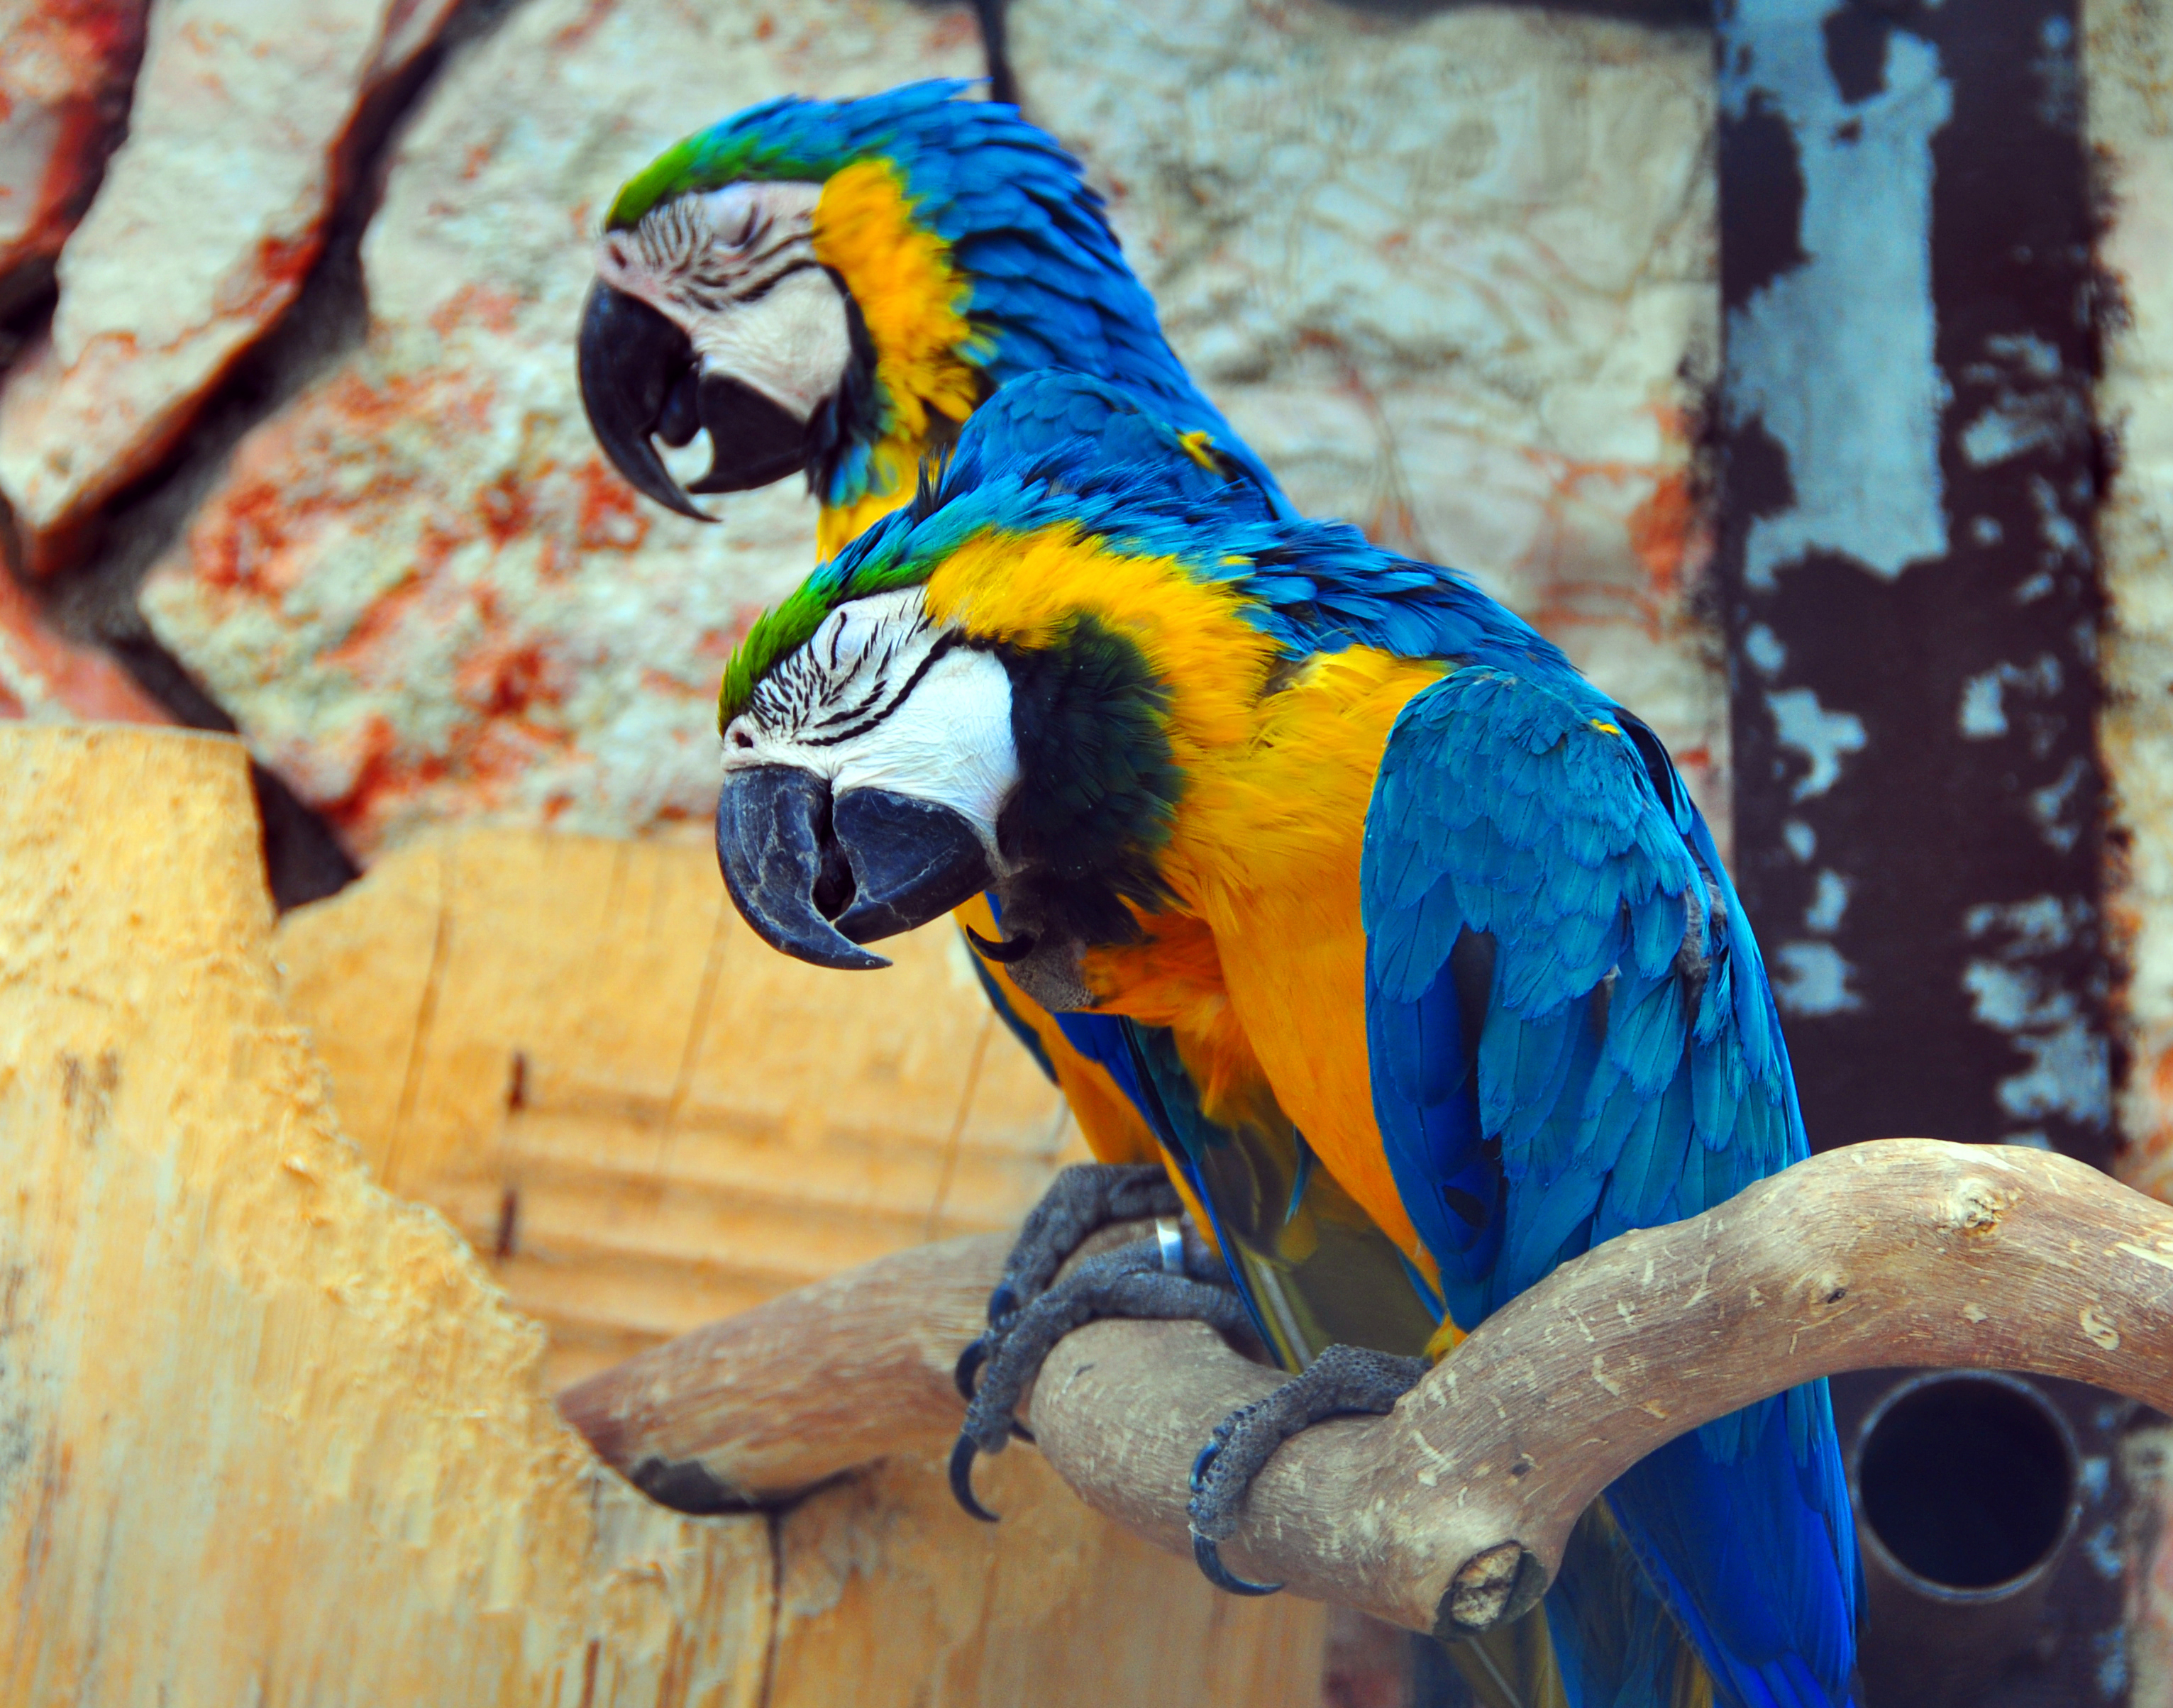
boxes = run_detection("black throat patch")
[992,614,1182,949]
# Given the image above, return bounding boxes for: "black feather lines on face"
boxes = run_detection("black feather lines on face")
[994,614,1181,948]
[749,597,938,748]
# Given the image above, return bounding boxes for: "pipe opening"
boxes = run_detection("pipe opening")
[1855,1371,2078,1594]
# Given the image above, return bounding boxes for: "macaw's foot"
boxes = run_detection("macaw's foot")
[953,1160,1183,1407]
[968,1161,1185,1345]
[1187,1344,1429,1595]
[949,1226,1247,1522]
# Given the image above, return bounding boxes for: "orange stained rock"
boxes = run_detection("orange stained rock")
[0,0,147,284]
[0,563,171,723]
[0,0,470,558]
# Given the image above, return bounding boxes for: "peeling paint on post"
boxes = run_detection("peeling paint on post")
[1716,0,2112,1170]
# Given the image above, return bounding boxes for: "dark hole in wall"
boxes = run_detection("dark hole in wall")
[1831,1368,2132,1708]
[1857,1375,2077,1589]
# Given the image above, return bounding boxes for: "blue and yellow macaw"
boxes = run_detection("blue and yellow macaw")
[577,81,1441,1377]
[702,373,1861,1708]
[577,79,1288,553]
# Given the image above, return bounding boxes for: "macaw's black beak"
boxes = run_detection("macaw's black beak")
[716,767,994,972]
[577,282,812,521]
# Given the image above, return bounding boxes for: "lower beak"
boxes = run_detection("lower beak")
[577,282,812,518]
[716,767,994,971]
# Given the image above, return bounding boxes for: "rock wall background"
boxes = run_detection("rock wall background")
[2092,4,2173,1691]
[0,0,1721,865]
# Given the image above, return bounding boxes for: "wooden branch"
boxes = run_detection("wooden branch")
[562,1139,2173,1637]
[559,1221,1152,1507]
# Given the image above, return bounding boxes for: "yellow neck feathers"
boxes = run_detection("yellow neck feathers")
[811,159,983,555]
[921,521,1279,780]
[919,521,1443,911]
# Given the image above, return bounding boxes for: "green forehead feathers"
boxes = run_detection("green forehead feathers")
[717,544,934,729]
[609,136,801,230]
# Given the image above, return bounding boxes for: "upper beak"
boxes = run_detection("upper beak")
[717,767,995,971]
[577,281,813,519]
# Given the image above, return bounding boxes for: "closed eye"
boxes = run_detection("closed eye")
[801,633,961,749]
[736,258,820,304]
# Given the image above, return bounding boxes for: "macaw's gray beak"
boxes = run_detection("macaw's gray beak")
[577,282,811,520]
[716,767,994,972]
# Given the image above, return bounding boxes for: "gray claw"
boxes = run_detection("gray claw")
[1193,1532,1282,1596]
[946,1234,1250,1521]
[992,1162,1184,1321]
[1184,1343,1428,1592]
[950,1432,1000,1522]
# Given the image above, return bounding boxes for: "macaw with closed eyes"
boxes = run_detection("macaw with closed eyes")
[577,80,1445,1387]
[705,372,1861,1708]
[578,78,1289,553]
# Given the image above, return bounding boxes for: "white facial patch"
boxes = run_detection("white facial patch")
[687,267,851,424]
[721,589,1021,865]
[596,179,850,426]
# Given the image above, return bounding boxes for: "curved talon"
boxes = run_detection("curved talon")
[1010,1419,1036,1445]
[1190,1438,1221,1494]
[986,1281,1019,1326]
[1191,1531,1282,1597]
[955,1336,990,1402]
[965,926,1036,964]
[949,1434,1000,1522]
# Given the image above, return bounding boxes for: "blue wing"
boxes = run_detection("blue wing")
[1362,665,1859,1708]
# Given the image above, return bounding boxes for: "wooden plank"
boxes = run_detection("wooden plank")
[0,726,774,1708]
[274,828,1083,1387]
[770,1447,1327,1708]
[270,811,1328,1702]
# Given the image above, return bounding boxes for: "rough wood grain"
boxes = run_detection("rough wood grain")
[560,1221,1151,1504]
[569,1133,2173,1642]
[0,727,774,1708]
[768,1446,1324,1708]
[0,727,1324,1706]
[275,830,1083,1387]
[563,1231,1014,1504]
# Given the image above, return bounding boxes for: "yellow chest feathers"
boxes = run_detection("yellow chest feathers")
[1084,645,1447,1268]
[919,525,1445,1263]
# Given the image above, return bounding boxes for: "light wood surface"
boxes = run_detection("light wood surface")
[0,727,773,1707]
[274,828,1086,1387]
[0,726,1323,1707]
[768,1446,1325,1708]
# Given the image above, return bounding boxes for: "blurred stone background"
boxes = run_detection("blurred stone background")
[4,0,2173,1701]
